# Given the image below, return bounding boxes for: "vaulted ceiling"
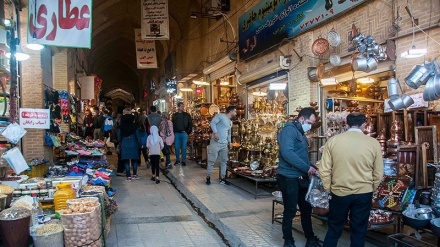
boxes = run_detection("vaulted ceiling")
[89,0,199,102]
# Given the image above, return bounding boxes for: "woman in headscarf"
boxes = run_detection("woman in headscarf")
[118,108,142,181]
[147,126,164,184]
[159,112,174,169]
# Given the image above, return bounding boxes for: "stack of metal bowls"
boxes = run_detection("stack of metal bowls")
[431,173,440,212]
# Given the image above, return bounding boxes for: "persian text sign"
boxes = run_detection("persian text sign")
[135,29,158,69]
[238,0,366,60]
[141,0,169,40]
[27,0,93,48]
[19,109,50,129]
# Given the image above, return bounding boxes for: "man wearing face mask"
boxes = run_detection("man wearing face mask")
[277,107,322,247]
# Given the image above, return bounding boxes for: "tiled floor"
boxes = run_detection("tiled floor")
[107,154,394,247]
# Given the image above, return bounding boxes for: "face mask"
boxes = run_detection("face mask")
[301,123,312,132]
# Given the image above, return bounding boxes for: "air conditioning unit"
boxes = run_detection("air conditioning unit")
[204,0,230,13]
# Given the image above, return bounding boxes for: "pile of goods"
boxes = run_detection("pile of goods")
[368,209,394,227]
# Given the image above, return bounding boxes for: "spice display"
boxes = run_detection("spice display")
[0,184,14,194]
[0,207,31,220]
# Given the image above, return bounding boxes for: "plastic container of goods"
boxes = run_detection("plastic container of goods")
[53,183,76,210]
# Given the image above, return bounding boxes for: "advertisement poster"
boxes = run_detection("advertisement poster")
[141,0,169,40]
[19,108,50,129]
[238,0,366,60]
[27,0,93,48]
[135,29,158,69]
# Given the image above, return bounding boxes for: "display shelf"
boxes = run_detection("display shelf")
[225,167,276,199]
[329,96,384,103]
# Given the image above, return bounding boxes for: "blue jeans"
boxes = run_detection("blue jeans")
[124,159,139,178]
[277,174,315,242]
[174,132,188,162]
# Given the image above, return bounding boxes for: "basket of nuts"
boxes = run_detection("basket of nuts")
[30,223,64,247]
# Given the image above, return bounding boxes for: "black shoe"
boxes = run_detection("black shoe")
[156,178,160,184]
[182,161,186,166]
[151,176,155,181]
[220,178,227,185]
[338,0,346,3]
[283,240,296,247]
[174,161,180,166]
[305,236,322,247]
[206,176,211,185]
[166,164,173,169]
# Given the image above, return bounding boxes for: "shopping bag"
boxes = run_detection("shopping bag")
[1,147,29,174]
[105,137,115,148]
[1,123,27,144]
[305,174,329,209]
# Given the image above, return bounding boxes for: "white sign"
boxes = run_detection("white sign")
[19,108,50,129]
[141,0,169,40]
[27,0,92,48]
[135,29,158,69]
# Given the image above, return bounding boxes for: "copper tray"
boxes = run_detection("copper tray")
[311,37,329,56]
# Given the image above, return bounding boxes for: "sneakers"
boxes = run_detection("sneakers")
[206,176,211,185]
[174,161,181,166]
[305,236,322,247]
[156,178,160,184]
[166,164,173,169]
[151,176,156,181]
[182,161,186,166]
[126,177,132,181]
[220,178,227,185]
[283,240,296,247]
[132,175,140,180]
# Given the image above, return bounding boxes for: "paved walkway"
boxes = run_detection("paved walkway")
[106,154,392,247]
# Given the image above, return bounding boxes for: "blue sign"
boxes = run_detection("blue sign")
[238,0,367,60]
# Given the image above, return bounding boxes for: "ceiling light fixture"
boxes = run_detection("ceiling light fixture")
[252,89,267,97]
[357,77,375,84]
[192,79,210,86]
[180,88,193,92]
[6,45,30,61]
[269,82,287,90]
[401,45,427,58]
[320,77,338,86]
[26,33,44,50]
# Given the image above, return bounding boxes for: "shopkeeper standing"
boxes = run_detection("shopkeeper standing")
[277,107,321,247]
[172,102,192,166]
[319,112,383,247]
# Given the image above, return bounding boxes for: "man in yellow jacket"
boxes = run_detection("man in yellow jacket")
[319,112,383,247]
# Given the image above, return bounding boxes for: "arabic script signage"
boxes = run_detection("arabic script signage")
[238,0,366,60]
[141,0,169,40]
[27,0,92,48]
[135,29,158,69]
[19,108,50,129]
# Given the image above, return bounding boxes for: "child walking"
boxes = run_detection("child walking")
[147,126,164,184]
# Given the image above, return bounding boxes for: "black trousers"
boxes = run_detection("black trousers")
[150,155,160,177]
[277,175,315,242]
[323,192,372,247]
[139,147,148,163]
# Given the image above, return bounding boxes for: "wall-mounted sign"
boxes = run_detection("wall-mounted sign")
[238,0,366,60]
[141,0,169,40]
[166,79,177,94]
[135,29,158,69]
[19,108,50,129]
[27,0,92,48]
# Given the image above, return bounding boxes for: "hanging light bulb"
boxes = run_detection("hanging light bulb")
[401,45,427,58]
[252,89,267,97]
[6,45,30,61]
[26,33,44,50]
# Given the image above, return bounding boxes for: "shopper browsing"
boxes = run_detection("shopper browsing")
[171,102,192,166]
[206,106,236,185]
[319,112,384,247]
[148,105,162,127]
[147,126,164,184]
[159,112,174,169]
[277,107,322,247]
[118,108,142,181]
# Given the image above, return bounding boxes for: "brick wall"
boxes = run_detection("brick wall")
[52,50,70,132]
[19,8,46,161]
